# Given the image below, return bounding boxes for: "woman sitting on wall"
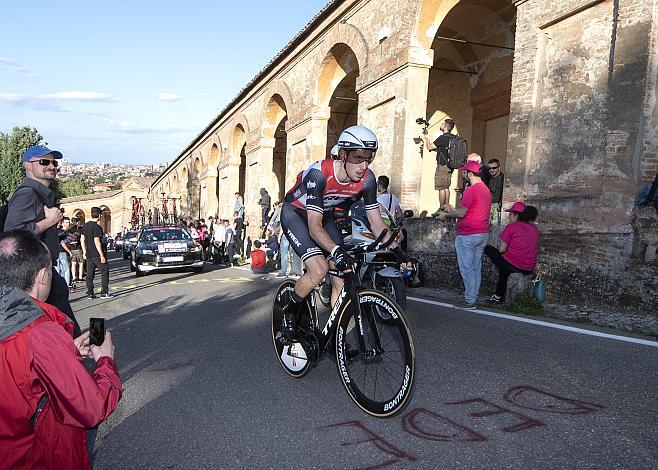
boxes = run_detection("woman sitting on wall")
[484,202,540,304]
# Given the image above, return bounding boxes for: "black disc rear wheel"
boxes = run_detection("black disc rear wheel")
[335,289,414,417]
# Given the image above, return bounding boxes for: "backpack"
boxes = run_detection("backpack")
[446,135,468,170]
[0,203,9,232]
[0,185,48,233]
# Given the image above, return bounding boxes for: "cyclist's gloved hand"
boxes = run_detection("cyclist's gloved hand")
[331,245,355,271]
[391,246,410,264]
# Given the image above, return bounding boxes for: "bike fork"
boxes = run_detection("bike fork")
[346,277,383,356]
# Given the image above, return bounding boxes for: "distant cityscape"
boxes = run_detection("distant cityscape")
[58,160,167,192]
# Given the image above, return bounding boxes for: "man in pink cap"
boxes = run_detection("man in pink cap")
[435,160,491,309]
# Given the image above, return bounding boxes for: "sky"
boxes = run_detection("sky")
[0,0,330,165]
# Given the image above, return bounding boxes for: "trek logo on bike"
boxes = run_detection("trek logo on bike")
[322,289,347,336]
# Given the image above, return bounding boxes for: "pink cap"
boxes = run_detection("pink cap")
[459,160,481,173]
[505,201,526,213]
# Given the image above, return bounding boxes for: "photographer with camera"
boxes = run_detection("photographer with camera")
[419,118,456,216]
[0,230,122,469]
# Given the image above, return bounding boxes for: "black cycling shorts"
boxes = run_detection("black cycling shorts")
[281,203,343,263]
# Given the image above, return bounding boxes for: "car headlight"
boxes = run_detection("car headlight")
[191,245,202,252]
[138,248,154,255]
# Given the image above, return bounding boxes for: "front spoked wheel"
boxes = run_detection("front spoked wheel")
[335,289,414,417]
[272,280,313,378]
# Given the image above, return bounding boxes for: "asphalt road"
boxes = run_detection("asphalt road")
[76,254,657,469]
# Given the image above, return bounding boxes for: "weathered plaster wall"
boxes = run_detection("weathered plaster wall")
[143,0,656,310]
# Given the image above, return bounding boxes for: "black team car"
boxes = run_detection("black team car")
[122,230,139,259]
[130,226,204,277]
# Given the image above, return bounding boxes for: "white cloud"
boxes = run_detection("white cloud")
[0,90,115,111]
[156,92,180,102]
[0,57,36,78]
[42,91,113,101]
[109,119,190,135]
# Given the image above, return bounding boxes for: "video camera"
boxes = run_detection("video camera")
[416,117,429,135]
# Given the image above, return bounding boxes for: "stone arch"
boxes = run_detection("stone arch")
[316,42,361,155]
[181,166,189,214]
[314,22,369,96]
[193,155,202,176]
[229,115,250,157]
[316,42,363,108]
[262,94,288,140]
[262,92,290,202]
[261,80,294,128]
[417,0,516,214]
[208,139,221,170]
[413,0,461,49]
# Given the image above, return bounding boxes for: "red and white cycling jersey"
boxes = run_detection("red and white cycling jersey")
[284,160,379,214]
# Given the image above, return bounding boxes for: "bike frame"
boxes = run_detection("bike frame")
[292,267,384,364]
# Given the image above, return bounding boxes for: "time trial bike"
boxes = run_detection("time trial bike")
[271,230,415,417]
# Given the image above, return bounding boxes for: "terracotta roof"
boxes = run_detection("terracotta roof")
[153,0,339,187]
[128,176,157,189]
[60,190,123,204]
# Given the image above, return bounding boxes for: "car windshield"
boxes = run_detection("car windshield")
[140,229,190,242]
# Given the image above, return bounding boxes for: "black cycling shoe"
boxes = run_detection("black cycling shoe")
[279,301,299,342]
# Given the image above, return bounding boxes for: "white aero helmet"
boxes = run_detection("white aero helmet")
[337,125,379,152]
[330,144,339,159]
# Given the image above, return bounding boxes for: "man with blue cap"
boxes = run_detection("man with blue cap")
[4,145,80,336]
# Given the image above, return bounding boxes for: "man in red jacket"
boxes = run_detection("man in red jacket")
[0,230,122,469]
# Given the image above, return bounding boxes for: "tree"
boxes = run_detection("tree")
[52,177,89,201]
[0,126,43,204]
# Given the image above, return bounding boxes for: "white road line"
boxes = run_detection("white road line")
[408,296,657,347]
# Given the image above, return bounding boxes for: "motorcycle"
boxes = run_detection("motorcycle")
[317,201,415,318]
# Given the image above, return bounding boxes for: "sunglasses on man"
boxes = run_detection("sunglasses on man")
[346,153,376,165]
[489,166,499,171]
[29,158,59,167]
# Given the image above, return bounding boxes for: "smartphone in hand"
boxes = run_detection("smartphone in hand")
[89,318,105,346]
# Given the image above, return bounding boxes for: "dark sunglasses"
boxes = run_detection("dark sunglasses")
[489,166,499,171]
[29,158,59,167]
[346,153,375,165]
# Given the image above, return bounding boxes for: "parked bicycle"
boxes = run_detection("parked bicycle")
[271,230,415,417]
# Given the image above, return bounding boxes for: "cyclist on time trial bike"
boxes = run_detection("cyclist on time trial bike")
[277,125,409,342]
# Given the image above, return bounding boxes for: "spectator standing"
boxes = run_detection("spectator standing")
[436,160,491,309]
[376,175,403,223]
[4,145,80,336]
[270,201,282,236]
[0,230,122,469]
[250,240,268,274]
[488,159,505,225]
[68,217,84,285]
[80,207,112,300]
[423,119,455,216]
[275,232,303,279]
[212,218,227,264]
[224,219,236,265]
[234,192,245,241]
[485,202,540,304]
[258,188,272,229]
[56,217,73,290]
[459,153,491,194]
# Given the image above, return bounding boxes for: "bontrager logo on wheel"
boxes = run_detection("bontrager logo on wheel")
[384,365,411,412]
[337,327,350,384]
[361,295,399,320]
